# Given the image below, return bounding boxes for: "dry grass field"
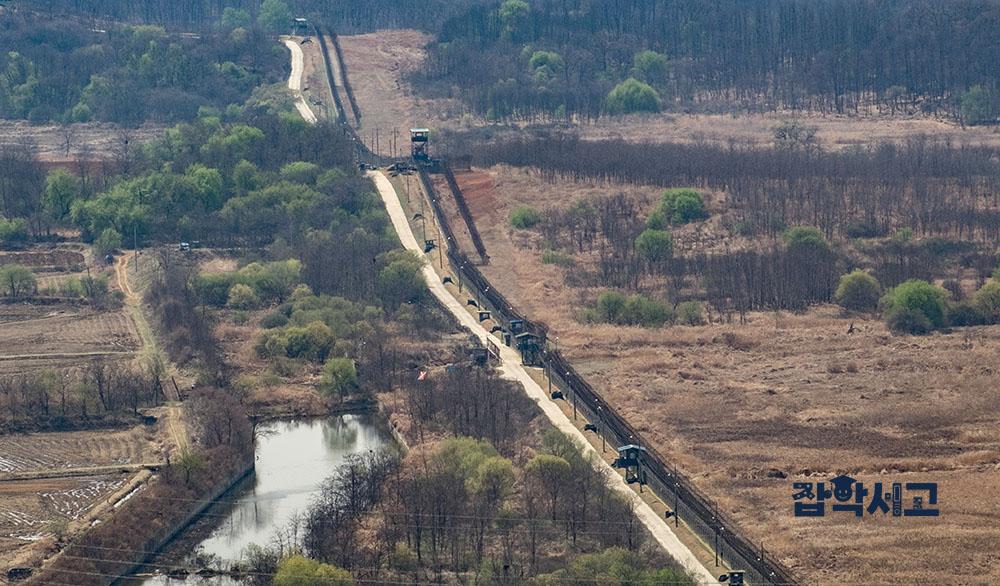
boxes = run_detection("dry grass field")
[432,165,1000,582]
[334,28,1000,582]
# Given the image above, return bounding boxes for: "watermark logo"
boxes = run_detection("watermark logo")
[792,475,938,517]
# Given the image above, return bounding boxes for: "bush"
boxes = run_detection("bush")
[993,266,1000,281]
[541,249,575,267]
[274,555,352,586]
[605,78,661,114]
[834,270,881,312]
[658,188,708,225]
[675,301,705,325]
[260,311,289,328]
[881,279,949,330]
[948,301,986,327]
[0,216,28,243]
[784,225,828,252]
[93,227,123,256]
[634,229,673,264]
[886,307,933,335]
[973,280,1000,324]
[591,290,673,327]
[509,205,541,229]
[227,283,259,310]
[594,290,627,323]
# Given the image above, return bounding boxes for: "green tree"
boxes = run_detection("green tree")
[43,169,82,221]
[525,454,571,520]
[632,50,668,83]
[0,265,36,297]
[605,78,661,114]
[280,161,322,185]
[320,357,358,396]
[973,280,1000,324]
[675,300,704,325]
[220,7,252,29]
[960,85,996,126]
[834,270,881,312]
[635,229,673,264]
[882,279,949,332]
[529,50,564,82]
[377,250,425,308]
[258,0,292,33]
[274,555,353,586]
[498,0,531,41]
[93,227,123,256]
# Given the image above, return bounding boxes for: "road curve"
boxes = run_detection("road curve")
[282,37,318,124]
[367,170,718,584]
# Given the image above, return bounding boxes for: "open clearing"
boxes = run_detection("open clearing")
[434,165,1000,582]
[0,428,157,475]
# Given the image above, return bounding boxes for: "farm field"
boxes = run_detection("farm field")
[432,165,1000,582]
[0,243,171,575]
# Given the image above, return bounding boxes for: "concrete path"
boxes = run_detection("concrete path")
[282,37,318,124]
[368,171,718,584]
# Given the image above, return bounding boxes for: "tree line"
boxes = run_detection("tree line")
[412,0,1000,121]
[0,13,285,124]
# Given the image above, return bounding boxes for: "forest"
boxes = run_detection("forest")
[413,0,1000,121]
[0,11,285,124]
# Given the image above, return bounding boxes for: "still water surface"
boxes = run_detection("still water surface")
[132,414,390,585]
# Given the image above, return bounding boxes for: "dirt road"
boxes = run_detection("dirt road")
[282,37,318,124]
[368,170,717,584]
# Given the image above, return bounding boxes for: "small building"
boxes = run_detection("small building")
[515,332,543,366]
[292,17,309,33]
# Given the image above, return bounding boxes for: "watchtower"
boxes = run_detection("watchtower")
[515,332,543,366]
[292,17,308,34]
[410,128,429,160]
[614,444,648,487]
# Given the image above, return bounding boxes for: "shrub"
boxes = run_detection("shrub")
[834,270,881,312]
[658,188,708,224]
[594,290,627,323]
[274,555,352,586]
[886,307,933,335]
[881,279,949,329]
[509,205,541,229]
[675,301,705,325]
[620,295,674,327]
[0,216,28,243]
[226,283,259,310]
[948,301,986,327]
[541,250,575,267]
[605,78,661,114]
[319,357,358,396]
[93,227,123,256]
[973,280,1000,324]
[784,225,828,252]
[260,311,289,329]
[993,266,1000,281]
[634,229,673,264]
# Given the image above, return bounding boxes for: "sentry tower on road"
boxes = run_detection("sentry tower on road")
[410,128,430,161]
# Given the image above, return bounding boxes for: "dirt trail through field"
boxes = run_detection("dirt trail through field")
[115,254,188,453]
[369,170,717,584]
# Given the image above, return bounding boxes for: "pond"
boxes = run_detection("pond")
[127,414,391,585]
